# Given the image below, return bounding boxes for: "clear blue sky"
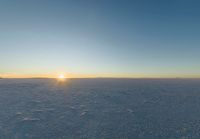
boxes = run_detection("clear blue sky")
[0,0,200,77]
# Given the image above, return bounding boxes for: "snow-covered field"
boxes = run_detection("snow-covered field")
[0,78,200,139]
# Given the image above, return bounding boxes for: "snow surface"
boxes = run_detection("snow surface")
[0,78,200,139]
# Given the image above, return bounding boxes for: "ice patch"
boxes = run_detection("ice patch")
[126,109,134,113]
[16,112,22,115]
[33,110,44,112]
[21,117,40,122]
[80,112,86,116]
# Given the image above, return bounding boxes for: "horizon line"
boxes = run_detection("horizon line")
[1,73,200,79]
[1,77,200,79]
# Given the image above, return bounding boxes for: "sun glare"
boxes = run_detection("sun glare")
[57,74,66,81]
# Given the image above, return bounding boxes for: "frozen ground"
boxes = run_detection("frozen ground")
[0,78,200,139]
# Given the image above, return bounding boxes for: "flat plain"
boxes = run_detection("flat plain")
[0,78,200,139]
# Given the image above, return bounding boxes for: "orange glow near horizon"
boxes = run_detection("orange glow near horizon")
[1,73,200,79]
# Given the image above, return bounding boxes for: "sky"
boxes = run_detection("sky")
[0,0,200,78]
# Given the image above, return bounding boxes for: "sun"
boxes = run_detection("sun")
[59,74,65,79]
[57,74,66,81]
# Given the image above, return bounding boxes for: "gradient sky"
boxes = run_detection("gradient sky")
[1,0,200,78]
